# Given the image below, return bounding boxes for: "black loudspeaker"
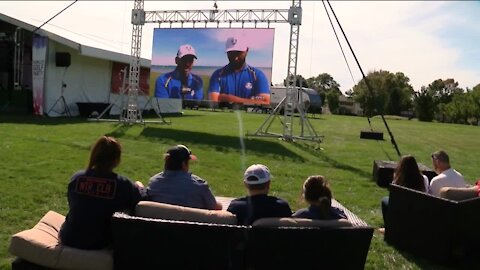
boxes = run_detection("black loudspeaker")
[56,52,71,67]
[360,130,384,140]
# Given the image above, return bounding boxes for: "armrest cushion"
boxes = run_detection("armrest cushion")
[9,211,112,270]
[440,186,478,201]
[252,217,352,228]
[136,201,237,225]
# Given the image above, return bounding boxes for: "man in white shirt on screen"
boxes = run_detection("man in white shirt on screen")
[429,150,467,197]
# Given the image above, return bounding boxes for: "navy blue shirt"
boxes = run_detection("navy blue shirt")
[292,205,347,220]
[154,69,204,100]
[59,170,144,249]
[227,194,292,225]
[208,64,270,100]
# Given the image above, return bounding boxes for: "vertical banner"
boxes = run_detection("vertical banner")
[32,36,48,115]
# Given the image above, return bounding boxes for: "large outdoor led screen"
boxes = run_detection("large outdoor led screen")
[150,28,275,105]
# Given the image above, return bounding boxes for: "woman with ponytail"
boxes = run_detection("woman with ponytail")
[59,136,146,249]
[293,175,346,220]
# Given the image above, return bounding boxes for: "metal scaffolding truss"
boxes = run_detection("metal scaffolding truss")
[145,9,289,24]
[121,0,322,143]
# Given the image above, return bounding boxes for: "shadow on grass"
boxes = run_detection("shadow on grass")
[292,141,371,179]
[105,125,133,139]
[0,114,90,125]
[137,127,305,161]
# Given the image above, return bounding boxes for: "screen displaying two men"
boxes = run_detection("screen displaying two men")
[150,28,275,105]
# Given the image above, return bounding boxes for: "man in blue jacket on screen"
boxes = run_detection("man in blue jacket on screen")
[208,36,270,104]
[154,44,204,101]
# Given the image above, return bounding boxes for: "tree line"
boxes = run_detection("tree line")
[288,71,480,125]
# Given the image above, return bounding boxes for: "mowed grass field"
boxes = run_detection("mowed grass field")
[1,110,479,269]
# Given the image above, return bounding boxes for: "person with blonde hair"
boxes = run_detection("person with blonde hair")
[293,175,346,220]
[59,136,146,249]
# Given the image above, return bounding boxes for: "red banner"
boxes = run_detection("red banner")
[111,62,149,95]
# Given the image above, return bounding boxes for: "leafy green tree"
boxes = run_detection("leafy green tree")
[306,73,341,93]
[427,78,463,122]
[351,70,414,117]
[468,85,480,124]
[473,83,480,92]
[306,73,341,103]
[284,75,309,88]
[414,86,435,121]
[444,92,472,124]
[326,90,340,114]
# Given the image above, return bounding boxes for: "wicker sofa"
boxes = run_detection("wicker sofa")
[112,199,373,270]
[10,199,373,270]
[384,184,480,264]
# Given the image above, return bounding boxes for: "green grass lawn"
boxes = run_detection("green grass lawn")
[1,110,479,269]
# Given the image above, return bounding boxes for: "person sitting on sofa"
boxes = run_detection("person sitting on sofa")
[381,155,428,228]
[227,164,292,225]
[429,150,466,197]
[147,144,222,210]
[292,175,347,220]
[59,136,146,250]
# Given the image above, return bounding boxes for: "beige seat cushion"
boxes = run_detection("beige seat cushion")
[9,210,113,270]
[136,201,237,225]
[440,186,478,201]
[253,217,352,228]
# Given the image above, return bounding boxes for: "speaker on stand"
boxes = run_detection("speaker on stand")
[55,52,71,67]
[47,52,71,116]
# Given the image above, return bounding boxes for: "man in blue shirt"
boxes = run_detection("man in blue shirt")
[147,145,222,210]
[208,36,270,105]
[227,164,292,225]
[154,44,204,101]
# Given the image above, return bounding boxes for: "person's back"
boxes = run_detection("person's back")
[430,168,465,196]
[59,136,145,250]
[61,170,142,249]
[147,145,222,210]
[227,164,292,225]
[148,170,218,209]
[429,150,466,196]
[228,194,291,225]
[380,154,427,232]
[292,175,346,220]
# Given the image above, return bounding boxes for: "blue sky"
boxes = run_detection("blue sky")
[151,28,275,67]
[0,1,479,93]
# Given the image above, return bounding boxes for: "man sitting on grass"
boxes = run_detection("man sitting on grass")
[227,164,292,225]
[147,145,222,210]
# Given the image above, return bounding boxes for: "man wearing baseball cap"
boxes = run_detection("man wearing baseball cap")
[147,145,222,210]
[154,44,204,101]
[227,164,292,225]
[208,36,270,105]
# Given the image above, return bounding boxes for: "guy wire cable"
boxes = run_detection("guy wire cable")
[33,0,78,34]
[322,1,391,160]
[325,0,401,158]
[321,1,356,87]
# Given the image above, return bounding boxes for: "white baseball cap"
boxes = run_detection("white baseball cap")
[243,164,271,185]
[225,36,248,52]
[176,44,197,59]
